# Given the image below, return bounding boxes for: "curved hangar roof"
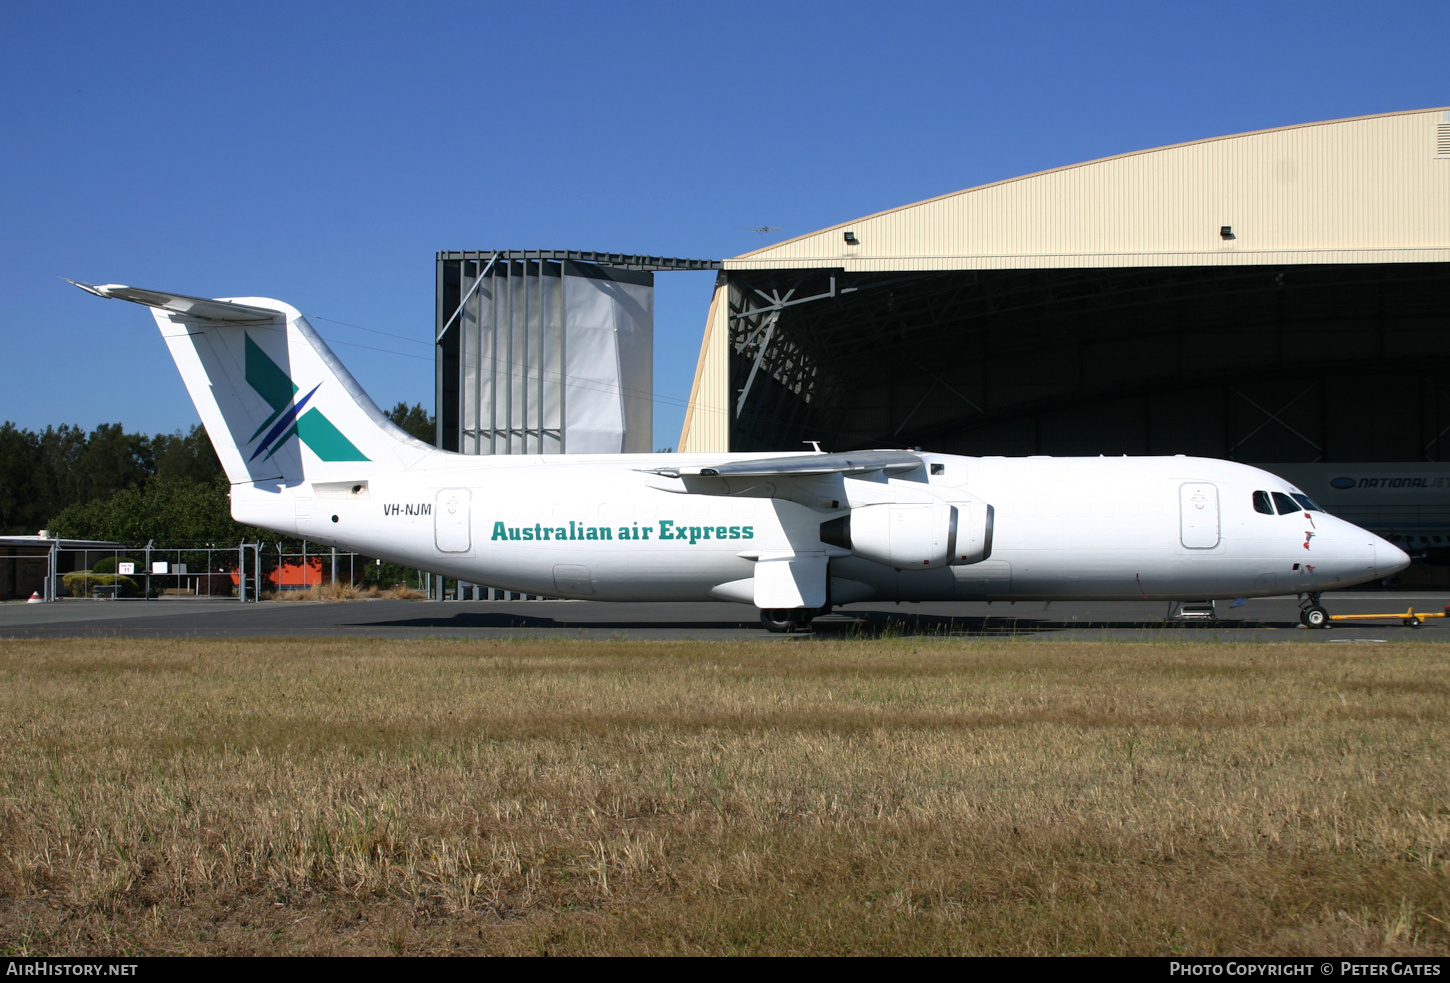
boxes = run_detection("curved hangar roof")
[726,108,1450,272]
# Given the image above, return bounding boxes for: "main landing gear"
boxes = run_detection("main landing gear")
[759,607,826,633]
[1299,593,1329,629]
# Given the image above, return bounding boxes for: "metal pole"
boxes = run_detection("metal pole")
[521,260,530,451]
[436,257,446,449]
[559,262,568,453]
[505,263,514,453]
[437,251,500,342]
[488,262,498,455]
[330,546,337,587]
[471,261,483,455]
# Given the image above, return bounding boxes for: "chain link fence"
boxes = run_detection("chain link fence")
[6,539,547,603]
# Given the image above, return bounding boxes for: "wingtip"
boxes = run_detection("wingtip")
[64,278,124,298]
[64,277,99,295]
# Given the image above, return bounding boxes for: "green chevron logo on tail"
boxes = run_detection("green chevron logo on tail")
[245,334,369,462]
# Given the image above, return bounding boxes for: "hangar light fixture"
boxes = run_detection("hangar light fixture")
[1220,226,1236,240]
[843,231,859,245]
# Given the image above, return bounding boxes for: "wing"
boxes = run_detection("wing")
[647,450,923,480]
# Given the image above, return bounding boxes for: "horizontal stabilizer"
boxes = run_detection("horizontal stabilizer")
[74,278,432,490]
[65,281,281,323]
[651,450,923,480]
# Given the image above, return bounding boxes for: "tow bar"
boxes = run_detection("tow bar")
[1327,606,1450,628]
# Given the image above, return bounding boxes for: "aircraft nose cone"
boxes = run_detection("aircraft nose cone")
[1373,536,1411,578]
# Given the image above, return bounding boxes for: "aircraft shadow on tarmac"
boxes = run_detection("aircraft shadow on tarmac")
[360,613,759,631]
[356,610,1297,636]
[811,612,1293,637]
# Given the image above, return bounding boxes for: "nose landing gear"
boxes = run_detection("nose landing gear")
[1299,593,1329,629]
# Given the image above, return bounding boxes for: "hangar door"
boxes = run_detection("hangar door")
[436,252,720,458]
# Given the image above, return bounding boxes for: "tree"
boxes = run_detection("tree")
[0,419,231,535]
[34,424,90,523]
[75,422,154,502]
[152,425,225,486]
[48,476,243,543]
[0,422,42,535]
[387,402,435,445]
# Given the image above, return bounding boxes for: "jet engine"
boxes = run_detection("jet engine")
[822,501,994,569]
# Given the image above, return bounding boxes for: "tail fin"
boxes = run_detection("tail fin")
[70,282,431,487]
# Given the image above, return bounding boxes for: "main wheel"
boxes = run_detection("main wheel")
[1300,605,1329,629]
[760,608,813,633]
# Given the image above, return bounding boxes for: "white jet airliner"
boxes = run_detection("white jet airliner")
[72,282,1409,631]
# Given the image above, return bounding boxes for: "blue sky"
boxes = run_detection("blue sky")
[2,0,1445,450]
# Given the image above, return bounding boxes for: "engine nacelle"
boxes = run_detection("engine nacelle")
[823,501,994,569]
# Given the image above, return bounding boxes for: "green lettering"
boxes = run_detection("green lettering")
[716,526,726,540]
[491,521,507,541]
[523,528,534,541]
[742,526,754,539]
[509,527,520,540]
[555,527,566,541]
[600,527,612,540]
[729,526,740,539]
[542,527,553,541]
[689,526,702,544]
[640,526,651,540]
[619,527,631,540]
[659,520,674,539]
[586,527,598,540]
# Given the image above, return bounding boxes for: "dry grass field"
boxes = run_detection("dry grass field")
[0,634,1446,956]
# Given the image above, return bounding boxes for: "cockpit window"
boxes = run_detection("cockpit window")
[1271,492,1299,515]
[1253,490,1274,514]
[1290,493,1323,513]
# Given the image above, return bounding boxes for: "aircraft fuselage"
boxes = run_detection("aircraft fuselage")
[251,452,1402,604]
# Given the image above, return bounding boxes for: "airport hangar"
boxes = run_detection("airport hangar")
[436,108,1450,585]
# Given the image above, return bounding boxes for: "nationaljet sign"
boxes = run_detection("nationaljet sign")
[244,334,368,463]
[1328,474,1450,491]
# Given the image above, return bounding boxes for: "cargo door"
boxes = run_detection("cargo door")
[435,488,471,552]
[1179,483,1220,549]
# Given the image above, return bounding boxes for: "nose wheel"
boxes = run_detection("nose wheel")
[1299,593,1329,629]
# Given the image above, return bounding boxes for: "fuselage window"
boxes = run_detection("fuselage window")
[1290,493,1323,513]
[1253,490,1274,514]
[1271,492,1299,515]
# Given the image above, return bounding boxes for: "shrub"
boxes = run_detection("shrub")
[62,572,142,598]
[90,556,141,575]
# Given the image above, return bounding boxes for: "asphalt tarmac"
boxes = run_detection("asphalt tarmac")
[3,593,1448,641]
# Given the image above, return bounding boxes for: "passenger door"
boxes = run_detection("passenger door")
[1179,483,1220,549]
[435,488,472,553]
